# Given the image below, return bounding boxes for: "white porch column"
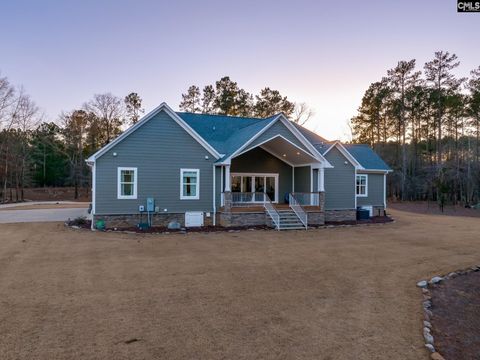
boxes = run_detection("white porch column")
[318,167,325,192]
[224,165,231,192]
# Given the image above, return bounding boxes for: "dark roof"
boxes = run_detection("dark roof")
[176,112,276,156]
[176,111,391,170]
[343,144,391,171]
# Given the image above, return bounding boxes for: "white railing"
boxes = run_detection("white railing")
[289,193,308,229]
[263,194,280,230]
[230,192,268,207]
[290,192,320,207]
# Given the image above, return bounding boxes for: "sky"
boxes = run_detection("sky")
[1,0,479,140]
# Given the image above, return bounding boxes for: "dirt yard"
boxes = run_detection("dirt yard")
[0,209,479,360]
[390,201,480,218]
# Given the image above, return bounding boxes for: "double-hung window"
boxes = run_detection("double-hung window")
[356,174,368,197]
[180,169,199,200]
[117,167,137,199]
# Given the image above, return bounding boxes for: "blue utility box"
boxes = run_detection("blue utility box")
[146,197,155,212]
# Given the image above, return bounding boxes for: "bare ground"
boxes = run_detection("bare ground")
[390,201,480,218]
[0,209,479,360]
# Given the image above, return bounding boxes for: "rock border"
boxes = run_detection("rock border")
[416,265,480,360]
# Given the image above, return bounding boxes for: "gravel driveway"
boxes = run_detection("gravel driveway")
[0,202,88,223]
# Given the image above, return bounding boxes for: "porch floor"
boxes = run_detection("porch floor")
[221,204,322,213]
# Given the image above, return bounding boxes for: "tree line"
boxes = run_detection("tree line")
[0,72,144,202]
[179,76,314,124]
[351,51,480,205]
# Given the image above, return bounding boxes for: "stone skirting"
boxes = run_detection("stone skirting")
[325,209,356,222]
[307,210,325,226]
[93,213,215,228]
[219,211,269,227]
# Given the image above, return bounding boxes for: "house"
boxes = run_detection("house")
[86,102,392,230]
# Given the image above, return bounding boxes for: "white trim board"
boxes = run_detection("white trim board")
[86,103,221,162]
[226,114,332,168]
[323,141,363,169]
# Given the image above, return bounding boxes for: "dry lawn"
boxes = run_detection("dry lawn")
[0,209,479,360]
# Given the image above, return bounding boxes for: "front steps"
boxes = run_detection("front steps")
[276,209,307,230]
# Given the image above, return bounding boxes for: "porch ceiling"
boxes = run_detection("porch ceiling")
[258,136,319,166]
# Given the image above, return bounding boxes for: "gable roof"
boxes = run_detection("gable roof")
[86,103,221,162]
[343,144,392,172]
[176,112,277,156]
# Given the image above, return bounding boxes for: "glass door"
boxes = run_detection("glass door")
[254,176,265,202]
[265,176,276,202]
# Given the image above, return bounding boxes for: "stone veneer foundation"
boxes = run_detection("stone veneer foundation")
[324,209,357,222]
[93,213,215,228]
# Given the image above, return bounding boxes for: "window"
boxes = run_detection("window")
[181,169,199,200]
[117,167,137,199]
[356,174,368,197]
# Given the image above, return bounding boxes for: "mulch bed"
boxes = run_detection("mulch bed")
[430,271,480,360]
[325,216,393,226]
[68,216,393,233]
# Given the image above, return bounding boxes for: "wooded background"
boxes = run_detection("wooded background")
[1,51,479,205]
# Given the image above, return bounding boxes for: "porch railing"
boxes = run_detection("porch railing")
[263,194,280,230]
[230,192,269,207]
[289,193,308,229]
[290,192,320,207]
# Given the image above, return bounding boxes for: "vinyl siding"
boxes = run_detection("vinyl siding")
[356,172,385,207]
[95,109,216,214]
[294,166,311,192]
[324,147,355,210]
[242,120,311,154]
[231,147,293,203]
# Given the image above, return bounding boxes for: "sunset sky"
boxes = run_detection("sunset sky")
[1,0,479,140]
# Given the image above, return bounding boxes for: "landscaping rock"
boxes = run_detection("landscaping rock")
[424,320,432,328]
[430,352,445,360]
[417,280,428,288]
[167,221,181,230]
[424,330,434,345]
[424,344,435,353]
[430,276,443,284]
[423,300,432,309]
[448,272,458,278]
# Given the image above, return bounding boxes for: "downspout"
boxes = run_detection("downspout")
[86,159,96,231]
[212,165,216,226]
[383,171,387,209]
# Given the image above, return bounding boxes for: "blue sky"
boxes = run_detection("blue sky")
[1,0,479,139]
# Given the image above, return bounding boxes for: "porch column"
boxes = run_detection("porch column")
[224,165,231,191]
[318,167,325,192]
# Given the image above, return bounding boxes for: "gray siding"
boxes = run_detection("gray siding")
[95,110,216,214]
[231,147,292,203]
[356,172,385,207]
[294,166,311,192]
[243,120,310,154]
[324,147,355,210]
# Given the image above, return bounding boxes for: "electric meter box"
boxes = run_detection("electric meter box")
[146,198,155,212]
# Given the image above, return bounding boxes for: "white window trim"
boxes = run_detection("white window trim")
[356,174,368,197]
[117,167,137,199]
[180,168,200,200]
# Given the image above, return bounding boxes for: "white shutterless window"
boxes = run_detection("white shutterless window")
[180,169,200,200]
[117,167,137,199]
[356,174,368,197]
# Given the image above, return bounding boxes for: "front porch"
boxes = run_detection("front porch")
[215,135,328,229]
